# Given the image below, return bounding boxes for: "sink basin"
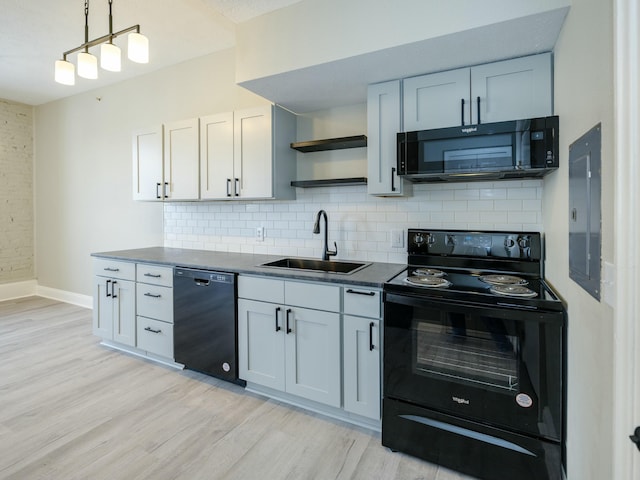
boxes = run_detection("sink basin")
[259,258,371,275]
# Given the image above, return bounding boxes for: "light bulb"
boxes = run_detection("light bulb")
[54,60,75,85]
[100,43,121,72]
[77,52,98,79]
[128,32,149,64]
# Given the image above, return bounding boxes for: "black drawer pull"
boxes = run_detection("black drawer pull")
[106,279,112,298]
[144,292,161,298]
[286,308,292,334]
[369,322,375,351]
[111,281,118,299]
[143,273,161,278]
[275,307,281,332]
[144,326,162,334]
[103,267,119,272]
[346,289,376,296]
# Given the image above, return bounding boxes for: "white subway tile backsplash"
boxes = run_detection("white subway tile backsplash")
[163,181,544,263]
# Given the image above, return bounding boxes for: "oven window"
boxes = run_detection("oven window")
[414,314,520,391]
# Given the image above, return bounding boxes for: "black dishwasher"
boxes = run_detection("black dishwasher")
[173,267,243,385]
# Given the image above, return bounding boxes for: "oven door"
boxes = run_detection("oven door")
[384,291,564,441]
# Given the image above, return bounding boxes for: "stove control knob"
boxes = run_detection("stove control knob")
[504,237,516,248]
[414,233,425,245]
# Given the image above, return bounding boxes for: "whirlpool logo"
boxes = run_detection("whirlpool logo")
[461,127,477,134]
[452,396,470,405]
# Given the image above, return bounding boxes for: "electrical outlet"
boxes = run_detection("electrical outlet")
[391,229,404,248]
[256,226,264,242]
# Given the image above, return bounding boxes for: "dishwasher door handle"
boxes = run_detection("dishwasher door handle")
[194,278,210,286]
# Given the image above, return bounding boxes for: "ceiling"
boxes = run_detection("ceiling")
[0,0,302,106]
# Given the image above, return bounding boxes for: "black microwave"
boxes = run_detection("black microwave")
[397,115,559,182]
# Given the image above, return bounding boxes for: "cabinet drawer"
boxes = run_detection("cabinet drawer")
[238,276,284,303]
[137,285,174,323]
[93,258,135,281]
[343,287,381,319]
[137,264,173,287]
[285,281,340,312]
[137,317,173,359]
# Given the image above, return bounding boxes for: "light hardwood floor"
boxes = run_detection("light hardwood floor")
[0,296,473,480]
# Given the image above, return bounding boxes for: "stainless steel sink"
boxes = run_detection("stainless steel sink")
[259,257,371,275]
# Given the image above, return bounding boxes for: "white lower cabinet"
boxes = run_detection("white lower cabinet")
[343,315,381,420]
[135,263,174,360]
[237,283,341,407]
[93,259,136,346]
[238,275,382,424]
[342,286,382,421]
[136,317,174,359]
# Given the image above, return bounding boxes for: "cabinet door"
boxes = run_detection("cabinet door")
[234,106,273,199]
[112,279,136,346]
[343,316,381,420]
[132,125,163,201]
[163,118,200,200]
[367,80,406,196]
[471,53,553,124]
[403,68,470,131]
[93,276,114,339]
[284,307,341,407]
[237,299,285,390]
[200,112,235,200]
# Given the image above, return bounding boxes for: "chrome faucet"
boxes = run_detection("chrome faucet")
[313,210,337,261]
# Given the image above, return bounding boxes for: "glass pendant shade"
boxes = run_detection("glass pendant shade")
[54,60,75,85]
[77,52,98,79]
[100,42,121,72]
[128,32,149,63]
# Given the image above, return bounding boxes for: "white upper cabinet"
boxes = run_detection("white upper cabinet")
[163,118,200,201]
[471,53,553,125]
[200,112,235,199]
[200,105,296,200]
[132,125,163,201]
[403,53,553,131]
[367,80,409,196]
[234,106,273,199]
[403,68,470,131]
[132,119,200,201]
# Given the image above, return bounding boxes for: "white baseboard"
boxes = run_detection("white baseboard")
[36,285,93,309]
[0,280,38,301]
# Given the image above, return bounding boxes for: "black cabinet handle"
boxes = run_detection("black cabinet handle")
[346,289,376,296]
[164,182,169,199]
[111,280,118,299]
[106,279,112,298]
[103,267,119,272]
[235,178,240,197]
[226,178,231,197]
[286,308,292,334]
[144,292,161,298]
[477,96,481,124]
[156,182,162,199]
[144,326,162,334]
[461,98,465,126]
[369,322,375,351]
[275,307,281,332]
[630,426,640,451]
[391,167,396,191]
[143,273,161,278]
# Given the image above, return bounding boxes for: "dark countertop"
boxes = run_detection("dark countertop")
[92,247,406,288]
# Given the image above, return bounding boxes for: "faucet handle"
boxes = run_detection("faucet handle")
[327,242,338,258]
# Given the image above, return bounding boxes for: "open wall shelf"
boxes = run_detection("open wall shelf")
[290,135,367,153]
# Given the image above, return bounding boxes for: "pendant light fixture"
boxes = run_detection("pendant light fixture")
[54,0,149,85]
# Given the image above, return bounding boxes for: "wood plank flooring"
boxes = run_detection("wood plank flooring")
[0,296,473,480]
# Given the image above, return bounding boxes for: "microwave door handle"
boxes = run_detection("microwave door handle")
[461,98,465,126]
[477,96,481,124]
